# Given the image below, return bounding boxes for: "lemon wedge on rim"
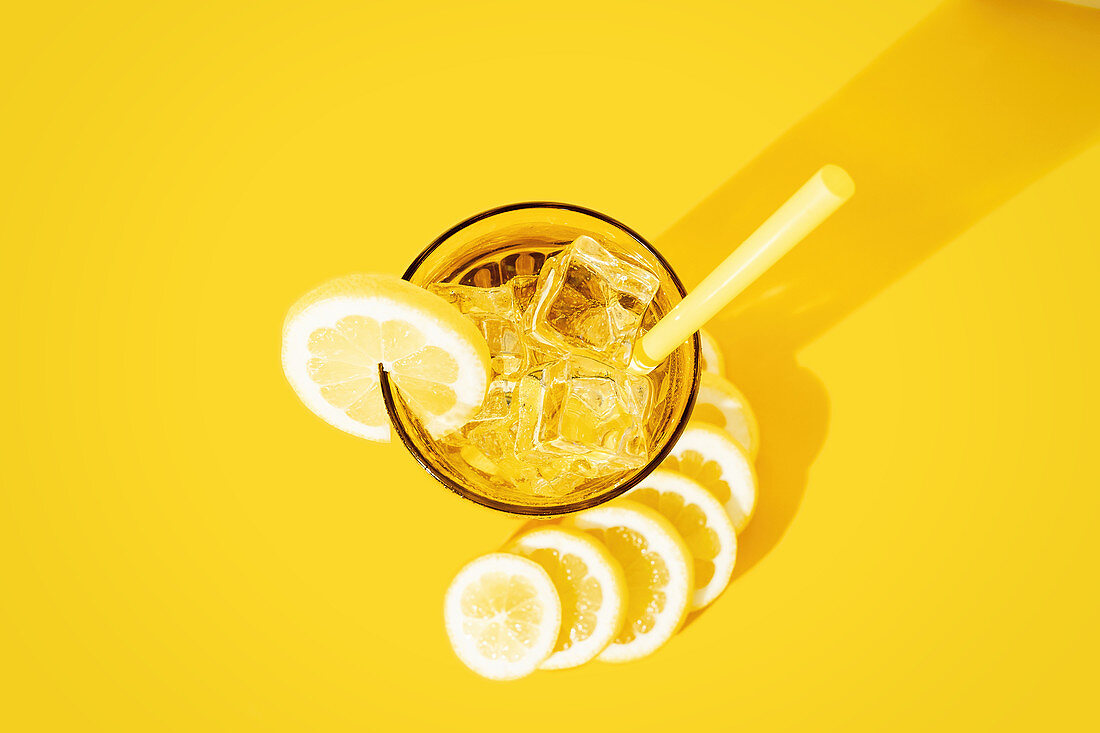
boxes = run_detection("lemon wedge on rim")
[282,274,490,441]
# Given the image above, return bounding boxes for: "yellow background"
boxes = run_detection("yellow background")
[3,0,1099,729]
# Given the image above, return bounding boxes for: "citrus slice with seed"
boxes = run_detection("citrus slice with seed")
[692,372,760,458]
[443,553,561,680]
[625,469,736,610]
[505,526,627,670]
[662,422,757,533]
[565,501,692,663]
[698,328,725,375]
[282,274,491,441]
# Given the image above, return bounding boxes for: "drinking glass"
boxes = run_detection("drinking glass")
[380,203,700,515]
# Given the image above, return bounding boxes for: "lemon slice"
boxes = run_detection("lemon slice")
[506,526,627,670]
[566,501,692,663]
[625,470,736,610]
[698,328,725,375]
[691,372,760,458]
[662,422,757,533]
[443,553,561,680]
[282,274,491,441]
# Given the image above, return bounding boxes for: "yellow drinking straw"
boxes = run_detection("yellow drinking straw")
[630,165,855,373]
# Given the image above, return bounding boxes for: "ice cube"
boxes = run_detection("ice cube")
[436,376,542,486]
[528,462,586,497]
[526,236,660,368]
[466,400,517,463]
[462,406,550,491]
[436,379,513,449]
[447,363,612,497]
[514,356,651,475]
[428,282,525,380]
[428,280,512,320]
[509,274,540,316]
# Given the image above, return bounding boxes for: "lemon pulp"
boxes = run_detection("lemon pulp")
[585,527,669,644]
[527,548,602,652]
[459,572,545,662]
[629,486,721,589]
[306,316,462,427]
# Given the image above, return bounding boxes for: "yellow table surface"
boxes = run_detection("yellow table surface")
[4,1,1099,730]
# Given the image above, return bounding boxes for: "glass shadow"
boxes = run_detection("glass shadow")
[656,0,1100,621]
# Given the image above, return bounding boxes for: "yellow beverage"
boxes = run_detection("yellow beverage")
[381,203,700,515]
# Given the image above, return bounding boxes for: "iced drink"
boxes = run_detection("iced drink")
[377,203,699,515]
[428,235,671,496]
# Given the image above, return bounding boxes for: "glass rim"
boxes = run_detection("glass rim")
[380,201,701,516]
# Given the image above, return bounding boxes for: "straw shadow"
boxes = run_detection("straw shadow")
[662,0,1100,625]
